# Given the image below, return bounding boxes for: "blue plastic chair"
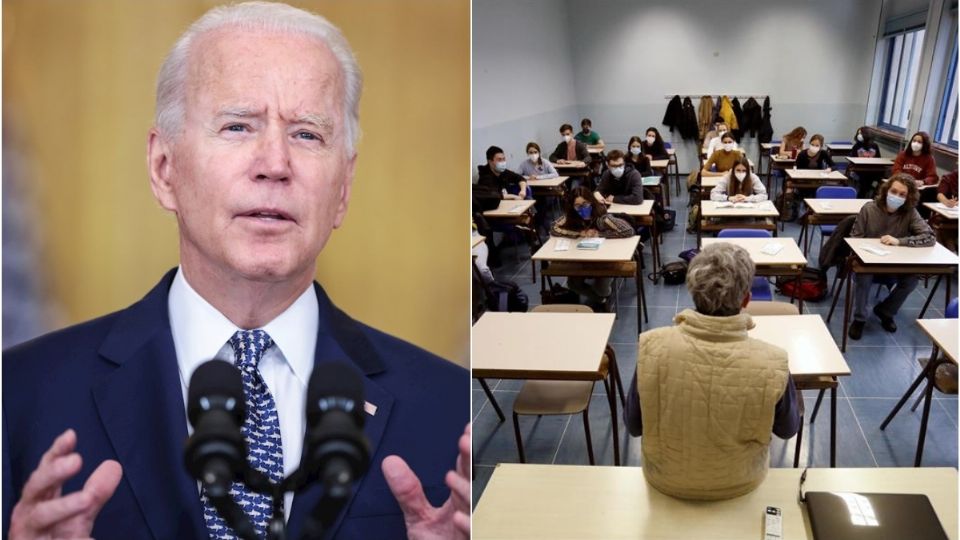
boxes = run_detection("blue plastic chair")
[947,298,958,319]
[815,186,856,250]
[717,229,773,300]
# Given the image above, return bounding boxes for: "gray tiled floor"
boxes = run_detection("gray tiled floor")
[474,176,958,507]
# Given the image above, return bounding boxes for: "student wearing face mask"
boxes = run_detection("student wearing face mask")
[847,173,935,340]
[702,122,730,157]
[640,127,670,160]
[517,142,559,180]
[849,126,883,197]
[550,123,592,165]
[574,118,605,148]
[690,132,741,188]
[794,134,834,171]
[595,150,644,205]
[624,136,654,176]
[710,155,767,203]
[778,126,807,158]
[550,186,634,309]
[477,145,529,200]
[892,131,938,188]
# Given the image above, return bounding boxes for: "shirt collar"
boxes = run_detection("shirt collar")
[168,266,318,388]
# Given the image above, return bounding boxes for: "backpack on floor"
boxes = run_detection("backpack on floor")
[660,260,688,285]
[776,266,828,302]
[485,279,529,312]
[540,282,580,305]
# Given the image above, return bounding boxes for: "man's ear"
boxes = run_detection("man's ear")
[147,128,178,212]
[741,291,752,310]
[332,152,356,229]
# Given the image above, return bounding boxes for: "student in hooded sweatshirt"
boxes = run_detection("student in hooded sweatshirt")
[595,150,644,205]
[849,126,883,197]
[847,173,935,340]
[516,142,559,180]
[625,136,654,176]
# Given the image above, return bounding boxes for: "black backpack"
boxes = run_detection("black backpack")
[485,280,529,312]
[660,260,688,285]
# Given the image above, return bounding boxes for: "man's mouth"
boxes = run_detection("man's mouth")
[239,209,295,223]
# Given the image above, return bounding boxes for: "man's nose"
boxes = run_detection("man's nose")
[254,127,292,181]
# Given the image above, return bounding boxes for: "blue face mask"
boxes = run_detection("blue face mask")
[494,161,507,173]
[886,194,906,211]
[576,205,592,220]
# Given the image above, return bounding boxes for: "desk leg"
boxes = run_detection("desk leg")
[918,274,943,318]
[880,345,938,432]
[915,358,939,467]
[797,273,805,314]
[841,266,854,353]
[652,221,661,283]
[830,385,837,467]
[607,369,621,466]
[478,378,505,423]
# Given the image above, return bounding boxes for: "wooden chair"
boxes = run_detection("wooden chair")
[511,304,624,464]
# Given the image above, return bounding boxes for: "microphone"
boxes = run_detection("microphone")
[184,360,258,540]
[299,362,371,539]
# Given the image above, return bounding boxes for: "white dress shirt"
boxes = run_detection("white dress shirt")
[168,266,318,521]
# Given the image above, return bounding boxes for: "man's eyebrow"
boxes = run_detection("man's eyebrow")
[293,114,334,130]
[214,107,262,118]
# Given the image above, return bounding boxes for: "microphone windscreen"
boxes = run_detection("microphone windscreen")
[306,362,365,427]
[187,359,245,427]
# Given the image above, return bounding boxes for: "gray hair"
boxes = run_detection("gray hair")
[686,243,755,316]
[154,1,362,154]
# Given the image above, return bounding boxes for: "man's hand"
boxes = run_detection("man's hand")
[605,196,614,205]
[880,235,900,246]
[9,429,123,540]
[583,229,599,238]
[382,423,470,540]
[946,198,958,208]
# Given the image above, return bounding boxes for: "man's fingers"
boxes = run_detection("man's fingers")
[453,510,470,536]
[28,489,93,529]
[39,430,77,468]
[457,426,470,479]
[445,470,470,513]
[21,453,82,503]
[382,455,431,521]
[83,460,123,512]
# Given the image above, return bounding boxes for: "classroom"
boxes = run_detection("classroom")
[471,0,959,537]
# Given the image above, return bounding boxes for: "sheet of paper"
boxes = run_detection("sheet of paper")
[554,239,570,251]
[862,245,890,256]
[760,242,783,256]
[508,205,525,214]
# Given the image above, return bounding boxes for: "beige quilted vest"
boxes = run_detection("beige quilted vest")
[638,309,789,500]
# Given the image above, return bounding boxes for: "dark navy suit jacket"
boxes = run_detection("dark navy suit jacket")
[3,269,468,539]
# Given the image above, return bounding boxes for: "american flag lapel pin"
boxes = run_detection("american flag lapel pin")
[364,401,377,416]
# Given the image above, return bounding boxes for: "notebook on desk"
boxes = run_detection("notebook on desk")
[805,491,948,540]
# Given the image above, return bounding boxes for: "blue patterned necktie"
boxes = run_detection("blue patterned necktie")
[202,329,284,539]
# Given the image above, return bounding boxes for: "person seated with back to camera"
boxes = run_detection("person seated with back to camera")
[847,173,935,340]
[549,186,633,311]
[625,242,801,500]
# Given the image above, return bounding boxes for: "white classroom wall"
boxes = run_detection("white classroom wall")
[472,0,579,174]
[473,0,886,174]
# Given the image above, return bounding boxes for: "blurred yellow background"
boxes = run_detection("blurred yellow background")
[3,0,470,366]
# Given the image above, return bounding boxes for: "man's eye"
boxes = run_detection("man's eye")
[296,132,321,142]
[224,124,247,132]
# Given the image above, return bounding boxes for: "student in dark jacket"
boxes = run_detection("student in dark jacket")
[477,145,529,200]
[595,150,644,205]
[849,126,883,197]
[641,127,670,160]
[625,136,654,176]
[549,123,592,165]
[794,134,835,170]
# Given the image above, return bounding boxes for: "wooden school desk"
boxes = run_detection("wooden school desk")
[758,141,779,182]
[766,154,796,194]
[473,464,958,540]
[532,236,646,335]
[750,314,851,467]
[882,318,959,466]
[483,199,540,282]
[607,201,660,277]
[924,202,959,250]
[471,312,622,465]
[698,200,780,246]
[834,239,959,352]
[845,156,893,178]
[555,160,590,179]
[826,142,854,156]
[650,159,672,206]
[702,237,808,312]
[526,175,568,198]
[797,198,871,255]
[782,169,848,200]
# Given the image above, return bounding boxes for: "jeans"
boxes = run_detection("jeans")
[852,273,919,321]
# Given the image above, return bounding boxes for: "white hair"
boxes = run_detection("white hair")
[686,242,755,316]
[154,1,362,154]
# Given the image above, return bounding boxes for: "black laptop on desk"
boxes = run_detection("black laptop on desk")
[804,491,949,540]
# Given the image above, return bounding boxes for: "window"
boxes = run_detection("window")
[934,33,958,146]
[877,28,926,131]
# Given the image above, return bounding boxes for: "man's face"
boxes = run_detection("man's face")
[149,29,355,285]
[488,153,506,168]
[581,124,590,134]
[561,129,573,139]
[888,181,909,200]
[608,158,624,170]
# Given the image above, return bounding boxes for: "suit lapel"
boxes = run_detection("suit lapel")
[92,270,207,540]
[286,284,396,540]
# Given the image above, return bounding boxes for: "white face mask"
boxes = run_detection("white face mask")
[629,146,642,155]
[856,133,864,142]
[809,145,821,153]
[723,142,736,152]
[911,141,923,153]
[563,134,572,143]
[734,171,747,181]
[645,136,656,145]
[528,153,539,162]
[610,166,625,178]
